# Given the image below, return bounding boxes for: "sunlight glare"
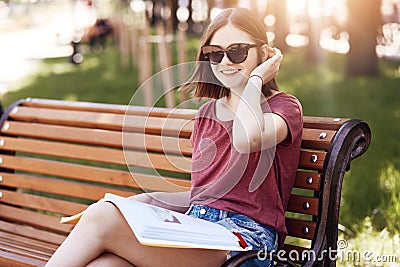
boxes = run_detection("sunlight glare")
[319,29,349,54]
[210,7,223,21]
[287,0,306,16]
[264,15,275,27]
[286,34,308,47]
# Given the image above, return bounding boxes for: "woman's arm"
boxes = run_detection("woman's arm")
[233,49,288,153]
[129,191,191,213]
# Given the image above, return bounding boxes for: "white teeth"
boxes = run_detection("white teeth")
[221,69,239,75]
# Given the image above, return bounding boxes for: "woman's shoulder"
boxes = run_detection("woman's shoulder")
[196,99,217,117]
[270,91,299,102]
[267,92,302,110]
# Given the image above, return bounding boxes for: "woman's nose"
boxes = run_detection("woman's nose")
[220,52,232,65]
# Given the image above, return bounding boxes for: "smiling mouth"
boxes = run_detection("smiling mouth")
[221,69,240,75]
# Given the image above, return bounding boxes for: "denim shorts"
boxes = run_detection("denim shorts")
[186,204,278,267]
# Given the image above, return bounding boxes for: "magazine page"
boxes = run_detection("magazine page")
[103,193,246,251]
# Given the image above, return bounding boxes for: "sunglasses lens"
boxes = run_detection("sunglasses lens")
[203,46,223,63]
[208,52,224,63]
[226,45,247,63]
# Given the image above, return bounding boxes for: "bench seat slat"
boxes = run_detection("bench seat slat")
[0,190,87,216]
[0,173,137,202]
[0,204,72,235]
[0,250,46,267]
[0,221,65,246]
[0,241,51,262]
[1,122,192,155]
[0,155,191,192]
[0,232,58,253]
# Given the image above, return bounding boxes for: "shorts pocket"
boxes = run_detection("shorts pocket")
[226,215,276,251]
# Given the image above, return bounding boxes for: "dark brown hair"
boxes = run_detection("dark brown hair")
[181,8,279,99]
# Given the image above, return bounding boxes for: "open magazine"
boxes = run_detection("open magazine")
[60,193,247,251]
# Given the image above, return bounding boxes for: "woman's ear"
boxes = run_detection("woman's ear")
[261,44,274,61]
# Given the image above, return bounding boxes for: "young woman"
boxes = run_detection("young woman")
[46,7,302,267]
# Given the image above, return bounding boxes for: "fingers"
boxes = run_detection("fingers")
[250,47,283,84]
[266,47,282,60]
[269,48,283,63]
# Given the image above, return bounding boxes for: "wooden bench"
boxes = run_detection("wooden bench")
[0,98,371,267]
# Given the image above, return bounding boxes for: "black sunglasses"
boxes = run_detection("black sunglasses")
[202,43,264,64]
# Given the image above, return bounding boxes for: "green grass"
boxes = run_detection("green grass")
[2,48,139,106]
[2,44,399,242]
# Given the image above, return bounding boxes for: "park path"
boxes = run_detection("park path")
[0,27,73,96]
[0,0,77,97]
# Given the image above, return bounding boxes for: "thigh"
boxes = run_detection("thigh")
[86,253,135,267]
[93,202,228,267]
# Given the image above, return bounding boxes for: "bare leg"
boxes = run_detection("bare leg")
[86,253,135,267]
[46,201,227,267]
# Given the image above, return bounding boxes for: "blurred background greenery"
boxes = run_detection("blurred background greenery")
[0,0,399,265]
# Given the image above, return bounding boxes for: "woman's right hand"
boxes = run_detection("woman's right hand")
[129,193,153,204]
[250,47,283,85]
[129,191,191,213]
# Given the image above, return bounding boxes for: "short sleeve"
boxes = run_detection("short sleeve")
[266,94,303,147]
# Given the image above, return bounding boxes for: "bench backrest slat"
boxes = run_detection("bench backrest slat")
[299,150,326,170]
[293,171,321,191]
[2,123,192,155]
[302,116,349,130]
[2,136,191,173]
[285,218,316,240]
[286,195,319,216]
[0,173,134,201]
[0,154,190,192]
[9,107,194,137]
[301,128,335,150]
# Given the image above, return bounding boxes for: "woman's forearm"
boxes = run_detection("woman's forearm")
[130,191,191,213]
[233,76,265,153]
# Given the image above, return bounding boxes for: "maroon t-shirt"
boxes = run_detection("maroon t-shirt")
[190,93,303,247]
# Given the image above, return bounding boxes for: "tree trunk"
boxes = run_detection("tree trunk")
[305,1,323,64]
[347,0,382,76]
[271,0,289,52]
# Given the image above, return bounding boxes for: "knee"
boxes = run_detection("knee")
[80,201,121,237]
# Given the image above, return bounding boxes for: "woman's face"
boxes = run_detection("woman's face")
[208,24,260,91]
